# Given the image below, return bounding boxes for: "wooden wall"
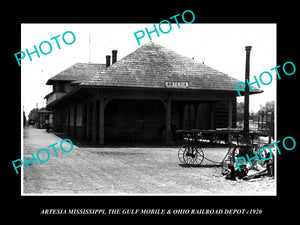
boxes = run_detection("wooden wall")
[52,88,237,144]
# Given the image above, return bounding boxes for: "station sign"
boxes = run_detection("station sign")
[165,81,189,88]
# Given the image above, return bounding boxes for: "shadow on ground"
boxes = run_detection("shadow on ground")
[178,163,222,168]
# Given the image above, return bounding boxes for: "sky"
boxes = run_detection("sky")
[21,23,276,117]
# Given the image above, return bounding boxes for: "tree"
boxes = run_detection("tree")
[236,102,244,113]
[259,100,274,112]
[28,107,46,121]
[28,108,37,121]
[23,111,27,126]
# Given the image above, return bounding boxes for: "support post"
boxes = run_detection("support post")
[67,107,70,135]
[92,100,97,143]
[228,100,233,128]
[244,46,252,136]
[227,100,233,144]
[73,105,77,138]
[165,98,172,144]
[210,102,214,129]
[86,103,91,141]
[99,94,105,145]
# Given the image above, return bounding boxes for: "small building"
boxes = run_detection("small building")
[45,42,261,145]
[36,109,53,129]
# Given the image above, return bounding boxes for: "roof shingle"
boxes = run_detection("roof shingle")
[46,42,261,95]
[46,63,106,85]
[79,42,260,93]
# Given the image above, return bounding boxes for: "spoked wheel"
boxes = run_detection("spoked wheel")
[232,145,275,169]
[231,144,275,179]
[255,145,275,176]
[231,145,250,169]
[230,146,249,178]
[178,145,187,163]
[178,144,205,165]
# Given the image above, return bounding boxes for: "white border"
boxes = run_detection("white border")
[20,23,277,196]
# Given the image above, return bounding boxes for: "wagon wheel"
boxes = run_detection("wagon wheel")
[178,144,188,163]
[191,145,205,165]
[255,145,275,175]
[183,145,196,164]
[230,145,249,179]
[178,144,205,165]
[231,145,253,167]
[232,145,274,167]
[254,145,269,166]
[232,144,275,177]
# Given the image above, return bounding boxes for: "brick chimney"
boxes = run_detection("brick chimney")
[106,55,111,68]
[112,50,117,64]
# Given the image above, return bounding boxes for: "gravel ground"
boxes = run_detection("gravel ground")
[23,126,276,195]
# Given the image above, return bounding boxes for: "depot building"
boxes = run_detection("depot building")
[45,42,261,145]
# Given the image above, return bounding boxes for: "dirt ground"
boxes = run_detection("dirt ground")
[22,126,276,195]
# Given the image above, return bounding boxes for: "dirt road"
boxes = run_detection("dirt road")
[23,126,276,195]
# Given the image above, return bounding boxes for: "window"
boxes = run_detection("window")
[54,82,65,93]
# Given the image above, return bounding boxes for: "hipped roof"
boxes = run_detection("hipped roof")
[46,63,106,85]
[46,42,262,95]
